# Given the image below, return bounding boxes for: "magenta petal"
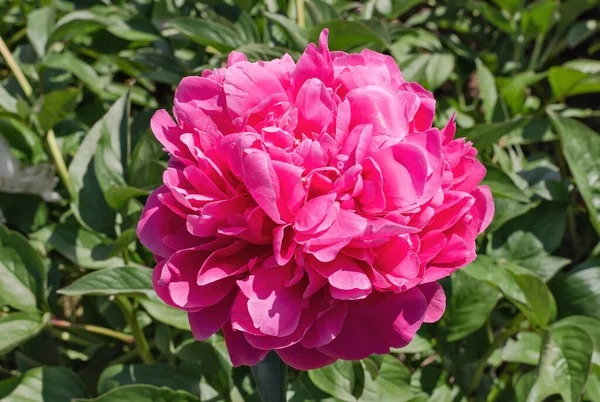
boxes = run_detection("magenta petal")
[277,343,336,370]
[223,322,268,366]
[317,287,427,360]
[237,267,308,337]
[138,187,186,259]
[419,282,446,323]
[189,291,236,341]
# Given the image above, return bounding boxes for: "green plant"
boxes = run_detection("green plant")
[0,0,599,401]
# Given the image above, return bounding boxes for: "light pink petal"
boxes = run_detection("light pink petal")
[469,185,494,233]
[236,267,308,337]
[295,78,335,135]
[294,193,337,232]
[224,62,286,123]
[346,86,418,140]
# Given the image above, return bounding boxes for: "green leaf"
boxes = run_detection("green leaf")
[37,88,81,132]
[26,7,56,57]
[0,225,46,312]
[553,316,600,367]
[105,186,150,210]
[521,0,557,39]
[0,312,48,356]
[442,270,500,342]
[48,10,107,45]
[69,93,130,235]
[488,198,540,233]
[73,385,199,402]
[489,231,570,281]
[549,67,600,99]
[375,0,427,18]
[492,201,567,253]
[551,265,600,321]
[251,351,287,402]
[0,366,87,401]
[309,360,358,402]
[462,118,529,149]
[360,355,427,402]
[43,51,105,94]
[525,326,592,402]
[475,58,498,123]
[463,255,556,327]
[468,1,514,34]
[138,296,191,331]
[58,266,153,297]
[166,19,243,53]
[550,113,600,236]
[264,12,308,50]
[31,220,126,269]
[175,340,232,398]
[0,117,46,163]
[424,53,455,91]
[0,85,18,114]
[482,166,530,203]
[497,71,546,115]
[502,332,542,365]
[556,0,598,34]
[98,364,201,397]
[308,20,387,51]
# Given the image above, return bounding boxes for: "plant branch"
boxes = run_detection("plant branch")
[0,34,33,99]
[115,296,155,364]
[468,313,525,394]
[295,0,305,29]
[51,319,134,344]
[527,33,545,72]
[47,129,75,199]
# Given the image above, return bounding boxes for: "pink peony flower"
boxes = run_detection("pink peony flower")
[137,30,494,370]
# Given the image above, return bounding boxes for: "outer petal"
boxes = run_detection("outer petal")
[188,290,236,341]
[223,321,268,367]
[419,282,446,323]
[318,287,428,360]
[277,343,337,370]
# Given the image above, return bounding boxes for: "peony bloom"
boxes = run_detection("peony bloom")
[137,30,494,370]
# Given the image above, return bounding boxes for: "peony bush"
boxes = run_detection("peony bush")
[138,30,493,370]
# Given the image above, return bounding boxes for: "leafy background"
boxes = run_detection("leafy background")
[0,0,599,401]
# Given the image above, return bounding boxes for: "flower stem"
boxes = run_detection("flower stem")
[527,33,545,72]
[0,34,75,200]
[51,318,134,344]
[47,129,75,199]
[0,34,33,99]
[115,296,156,364]
[251,351,288,402]
[468,313,525,394]
[295,0,305,29]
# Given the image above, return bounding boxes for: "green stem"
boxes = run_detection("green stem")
[47,129,75,199]
[527,33,545,72]
[115,296,155,364]
[295,0,305,29]
[468,313,525,394]
[0,34,75,200]
[251,351,288,402]
[0,34,33,99]
[51,318,134,344]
